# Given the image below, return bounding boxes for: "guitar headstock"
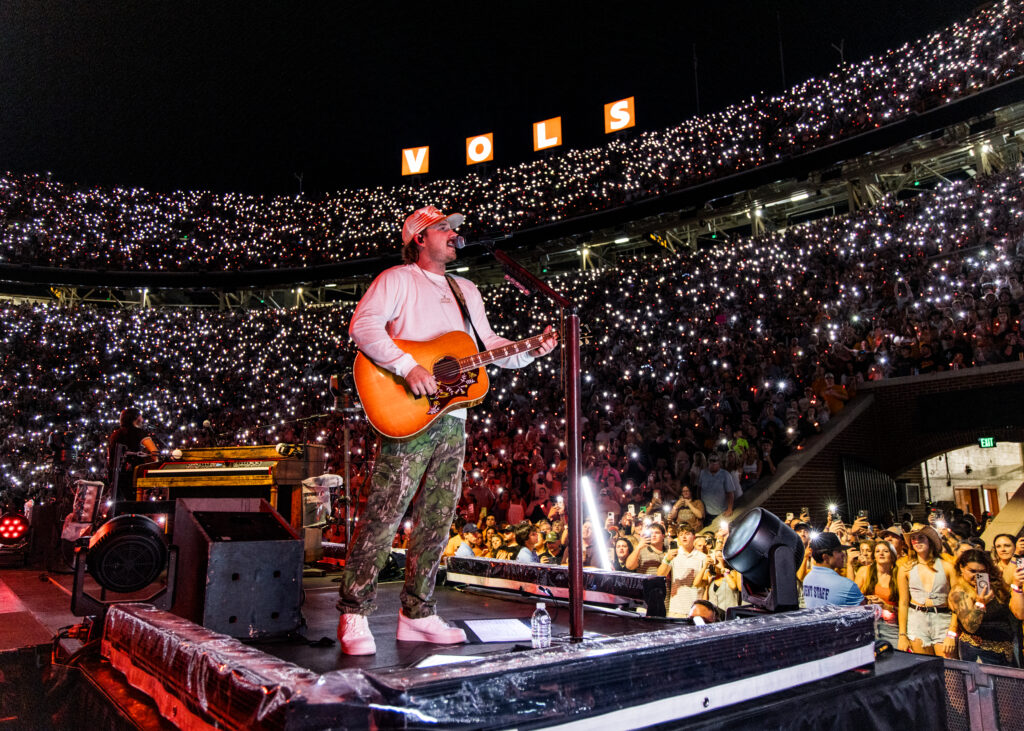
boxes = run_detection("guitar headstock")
[536,324,592,345]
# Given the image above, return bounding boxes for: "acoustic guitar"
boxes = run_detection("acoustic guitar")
[353,329,551,439]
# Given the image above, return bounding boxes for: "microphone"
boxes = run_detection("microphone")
[455,233,511,250]
[453,235,505,250]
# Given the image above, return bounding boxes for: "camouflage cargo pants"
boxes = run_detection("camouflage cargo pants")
[337,415,465,618]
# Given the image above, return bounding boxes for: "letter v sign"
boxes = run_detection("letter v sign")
[401,146,429,176]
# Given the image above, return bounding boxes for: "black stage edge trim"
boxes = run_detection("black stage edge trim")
[101,602,874,730]
[676,652,948,731]
[365,605,874,729]
[101,604,385,730]
[446,555,667,616]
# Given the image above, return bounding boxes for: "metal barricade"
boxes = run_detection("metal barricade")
[943,658,1024,730]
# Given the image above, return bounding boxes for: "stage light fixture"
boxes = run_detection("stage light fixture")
[0,514,29,546]
[723,508,802,614]
[86,514,168,593]
[70,513,177,640]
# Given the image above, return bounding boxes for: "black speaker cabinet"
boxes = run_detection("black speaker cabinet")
[171,498,302,638]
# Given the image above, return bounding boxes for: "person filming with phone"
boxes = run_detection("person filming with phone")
[949,550,1024,666]
[625,521,667,574]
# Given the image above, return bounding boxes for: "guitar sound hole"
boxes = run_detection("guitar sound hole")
[433,356,460,384]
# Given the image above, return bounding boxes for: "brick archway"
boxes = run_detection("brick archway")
[754,362,1024,523]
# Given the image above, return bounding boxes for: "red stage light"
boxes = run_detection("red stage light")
[0,514,28,545]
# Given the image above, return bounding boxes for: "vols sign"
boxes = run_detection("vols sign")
[604,96,635,133]
[466,133,494,165]
[401,146,430,176]
[401,97,638,172]
[533,117,562,151]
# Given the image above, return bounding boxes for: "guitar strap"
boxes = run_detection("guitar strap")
[444,274,485,352]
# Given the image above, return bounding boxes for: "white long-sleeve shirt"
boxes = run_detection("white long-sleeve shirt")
[349,264,535,419]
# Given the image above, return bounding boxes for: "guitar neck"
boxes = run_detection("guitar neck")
[457,333,548,372]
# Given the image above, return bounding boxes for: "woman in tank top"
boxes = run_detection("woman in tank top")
[856,540,899,645]
[705,548,743,613]
[898,525,957,657]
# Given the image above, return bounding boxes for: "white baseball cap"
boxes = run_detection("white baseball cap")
[401,205,464,245]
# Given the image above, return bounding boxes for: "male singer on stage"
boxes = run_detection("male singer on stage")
[337,205,557,655]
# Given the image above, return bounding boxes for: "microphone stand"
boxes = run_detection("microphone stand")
[487,247,585,642]
[343,416,352,548]
[330,376,362,550]
[336,405,361,550]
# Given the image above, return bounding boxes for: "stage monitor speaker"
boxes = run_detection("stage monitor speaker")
[171,498,302,639]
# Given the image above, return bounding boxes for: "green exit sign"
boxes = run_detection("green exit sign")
[978,437,997,449]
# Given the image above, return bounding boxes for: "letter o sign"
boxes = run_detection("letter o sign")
[466,133,494,165]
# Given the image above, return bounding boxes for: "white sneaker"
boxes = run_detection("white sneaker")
[337,613,376,655]
[396,611,468,644]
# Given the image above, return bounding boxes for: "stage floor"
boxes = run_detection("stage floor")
[251,571,679,674]
[1,568,81,643]
[2,566,679,674]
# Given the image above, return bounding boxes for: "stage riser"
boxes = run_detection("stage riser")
[365,605,875,728]
[102,603,377,730]
[101,602,875,730]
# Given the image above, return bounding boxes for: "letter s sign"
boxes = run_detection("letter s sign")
[604,97,635,134]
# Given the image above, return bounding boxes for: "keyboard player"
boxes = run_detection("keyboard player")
[107,407,159,503]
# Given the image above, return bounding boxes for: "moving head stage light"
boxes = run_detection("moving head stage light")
[723,508,803,615]
[71,513,178,637]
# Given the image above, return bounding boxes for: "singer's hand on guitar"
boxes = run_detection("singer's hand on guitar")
[405,365,438,396]
[355,329,554,439]
[531,325,559,357]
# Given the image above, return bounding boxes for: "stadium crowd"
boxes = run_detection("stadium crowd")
[2,0,1023,271]
[0,1,1023,669]
[435,491,1024,666]
[3,160,1022,516]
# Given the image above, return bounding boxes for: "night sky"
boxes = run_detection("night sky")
[0,1,982,194]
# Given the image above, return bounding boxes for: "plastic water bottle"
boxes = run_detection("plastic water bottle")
[531,601,551,648]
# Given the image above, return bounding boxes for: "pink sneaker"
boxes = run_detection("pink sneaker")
[396,612,468,644]
[337,614,376,655]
